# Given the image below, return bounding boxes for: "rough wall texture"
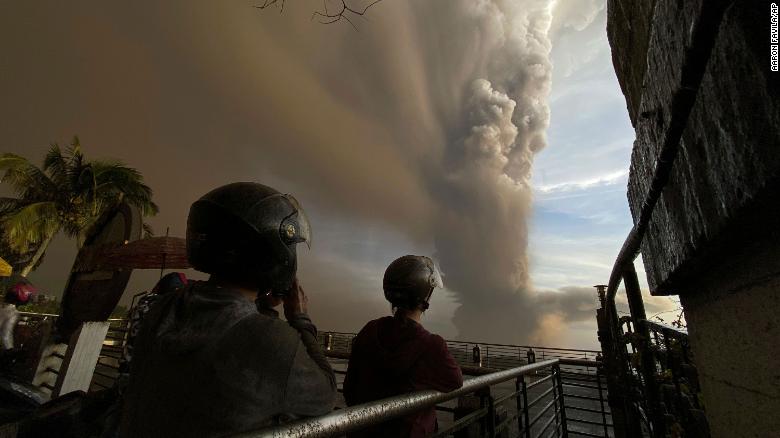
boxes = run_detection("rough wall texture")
[608,1,780,436]
[680,233,780,438]
[607,0,658,126]
[609,0,780,294]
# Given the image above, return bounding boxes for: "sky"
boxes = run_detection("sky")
[0,0,675,349]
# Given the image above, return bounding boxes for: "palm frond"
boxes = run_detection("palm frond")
[0,201,60,252]
[90,162,159,216]
[43,143,70,187]
[68,136,84,169]
[0,154,57,199]
[0,197,27,216]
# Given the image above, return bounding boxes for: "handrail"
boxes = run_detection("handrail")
[17,312,129,324]
[642,319,688,337]
[17,311,60,318]
[600,4,733,435]
[230,359,560,438]
[322,330,601,354]
[605,0,734,302]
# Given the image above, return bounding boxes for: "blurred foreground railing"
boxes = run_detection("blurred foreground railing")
[90,318,128,390]
[617,317,706,436]
[233,359,569,438]
[15,313,128,392]
[13,315,613,436]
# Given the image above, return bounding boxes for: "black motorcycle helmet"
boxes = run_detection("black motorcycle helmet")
[186,182,311,295]
[383,255,443,311]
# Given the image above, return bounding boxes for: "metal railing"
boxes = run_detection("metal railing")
[319,331,601,370]
[641,321,707,437]
[14,313,128,391]
[15,315,613,437]
[16,311,59,327]
[610,315,708,437]
[233,359,567,438]
[558,362,613,438]
[90,318,128,391]
[320,332,612,437]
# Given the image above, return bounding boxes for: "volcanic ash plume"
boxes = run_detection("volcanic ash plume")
[424,0,554,343]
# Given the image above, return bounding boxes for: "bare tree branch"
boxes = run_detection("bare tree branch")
[255,0,382,29]
[254,0,286,14]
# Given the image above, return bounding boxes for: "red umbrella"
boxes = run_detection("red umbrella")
[74,236,189,272]
[103,236,189,271]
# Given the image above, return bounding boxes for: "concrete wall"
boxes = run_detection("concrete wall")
[607,1,780,436]
[680,237,780,438]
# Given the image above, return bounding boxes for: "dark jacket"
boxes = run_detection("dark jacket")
[120,281,336,438]
[343,315,463,437]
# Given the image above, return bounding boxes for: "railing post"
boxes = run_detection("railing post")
[51,322,110,397]
[552,365,561,437]
[487,391,496,438]
[624,264,663,438]
[522,378,531,438]
[596,365,610,438]
[597,284,644,438]
[477,387,495,437]
[516,376,525,437]
[555,364,568,437]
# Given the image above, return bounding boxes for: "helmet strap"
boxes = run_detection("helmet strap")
[420,287,434,311]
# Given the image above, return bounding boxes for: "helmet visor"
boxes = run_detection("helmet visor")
[281,194,312,249]
[427,258,444,288]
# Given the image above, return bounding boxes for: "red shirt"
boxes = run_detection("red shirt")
[343,316,463,437]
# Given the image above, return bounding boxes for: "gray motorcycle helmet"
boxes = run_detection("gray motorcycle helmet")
[187,182,311,295]
[383,255,443,310]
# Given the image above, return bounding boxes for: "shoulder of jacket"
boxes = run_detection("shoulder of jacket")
[233,313,300,340]
[218,314,302,364]
[422,332,449,351]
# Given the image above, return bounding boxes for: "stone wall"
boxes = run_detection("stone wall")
[607,1,780,436]
[606,0,658,126]
[608,1,780,294]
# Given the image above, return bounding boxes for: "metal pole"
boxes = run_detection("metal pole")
[624,263,663,438]
[522,378,531,438]
[482,388,496,438]
[555,364,568,437]
[159,226,170,279]
[552,364,561,437]
[596,365,609,438]
[516,376,525,437]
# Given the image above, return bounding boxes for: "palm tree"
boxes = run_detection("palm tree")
[0,136,158,276]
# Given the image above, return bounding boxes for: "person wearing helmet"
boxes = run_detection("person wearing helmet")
[0,279,36,350]
[120,182,335,437]
[343,255,463,437]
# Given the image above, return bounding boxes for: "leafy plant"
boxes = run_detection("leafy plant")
[0,137,158,276]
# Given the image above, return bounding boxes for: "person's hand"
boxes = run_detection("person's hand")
[256,291,283,310]
[283,277,308,320]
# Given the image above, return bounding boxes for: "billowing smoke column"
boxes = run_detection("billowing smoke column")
[422,0,555,342]
[0,0,651,345]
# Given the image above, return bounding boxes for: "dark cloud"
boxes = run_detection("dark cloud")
[536,286,598,323]
[0,1,649,346]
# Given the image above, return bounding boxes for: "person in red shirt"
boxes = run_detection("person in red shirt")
[344,255,463,437]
